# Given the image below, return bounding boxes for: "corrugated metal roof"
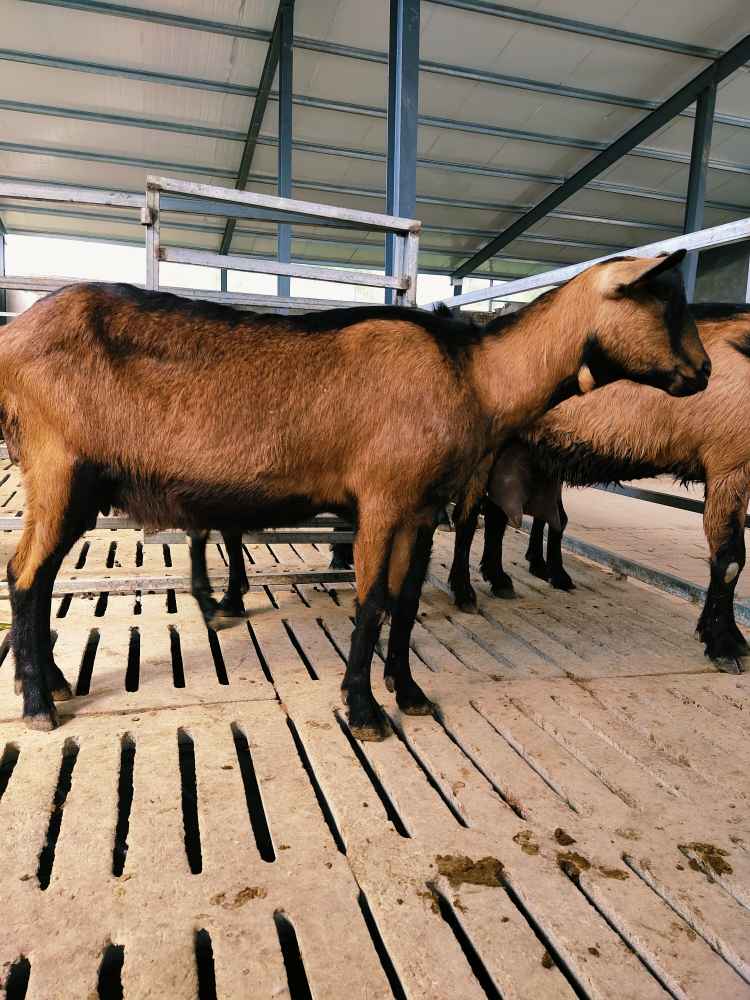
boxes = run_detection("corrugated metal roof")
[1,0,749,279]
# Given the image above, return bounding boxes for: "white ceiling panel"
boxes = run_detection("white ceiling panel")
[1,0,749,276]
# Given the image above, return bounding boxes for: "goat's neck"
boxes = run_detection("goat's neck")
[471,288,594,443]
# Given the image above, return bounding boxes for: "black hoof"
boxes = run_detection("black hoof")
[396,681,434,716]
[208,609,247,631]
[451,582,478,613]
[485,571,515,599]
[528,559,549,581]
[549,572,576,592]
[51,682,74,702]
[731,624,750,653]
[342,689,392,741]
[25,707,59,731]
[710,654,743,674]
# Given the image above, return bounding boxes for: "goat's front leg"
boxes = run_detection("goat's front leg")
[546,498,575,591]
[341,512,396,741]
[480,497,515,598]
[383,520,435,716]
[525,517,548,580]
[448,501,480,611]
[696,476,749,671]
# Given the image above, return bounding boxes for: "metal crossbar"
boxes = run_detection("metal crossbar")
[425,214,750,310]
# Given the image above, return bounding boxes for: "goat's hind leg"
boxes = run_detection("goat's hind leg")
[383,518,435,716]
[448,501,480,611]
[480,497,515,598]
[215,531,248,627]
[546,499,575,591]
[341,511,397,741]
[11,458,98,728]
[525,518,549,580]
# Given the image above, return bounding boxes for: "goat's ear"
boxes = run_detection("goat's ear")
[601,249,686,298]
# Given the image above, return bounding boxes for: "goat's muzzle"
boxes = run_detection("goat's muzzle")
[667,359,711,397]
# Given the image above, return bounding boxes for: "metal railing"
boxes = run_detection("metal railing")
[425,215,750,310]
[0,176,422,312]
[144,175,420,308]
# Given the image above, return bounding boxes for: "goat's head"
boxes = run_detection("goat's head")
[576,249,710,397]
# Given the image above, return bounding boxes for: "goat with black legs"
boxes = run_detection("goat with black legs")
[0,252,708,732]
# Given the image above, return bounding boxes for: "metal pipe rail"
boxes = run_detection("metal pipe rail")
[425,214,750,310]
[144,175,421,307]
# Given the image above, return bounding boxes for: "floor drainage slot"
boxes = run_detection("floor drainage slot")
[248,624,273,684]
[169,626,185,688]
[4,957,31,1000]
[317,618,347,663]
[554,863,673,998]
[74,540,90,570]
[0,630,10,668]
[0,742,20,803]
[500,876,590,999]
[125,627,140,692]
[357,891,407,1000]
[112,734,135,877]
[264,585,279,609]
[38,738,79,890]
[162,544,172,568]
[231,723,275,862]
[274,911,313,1000]
[435,713,526,820]
[473,702,578,813]
[206,629,229,686]
[195,929,217,1000]
[432,888,502,999]
[97,943,124,1000]
[335,713,409,839]
[105,541,117,569]
[166,589,177,614]
[135,540,143,567]
[56,593,73,618]
[177,729,202,874]
[75,628,100,696]
[285,718,345,854]
[389,715,467,828]
[282,621,318,680]
[623,855,750,985]
[94,593,109,617]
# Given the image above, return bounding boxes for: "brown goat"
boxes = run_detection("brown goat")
[449,304,750,671]
[0,253,708,734]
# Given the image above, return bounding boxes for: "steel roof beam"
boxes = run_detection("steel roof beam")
[4,133,749,219]
[6,33,750,131]
[4,93,750,179]
[683,85,717,299]
[452,32,750,280]
[276,0,294,295]
[220,2,284,256]
[425,1,732,61]
[386,0,420,303]
[22,0,737,62]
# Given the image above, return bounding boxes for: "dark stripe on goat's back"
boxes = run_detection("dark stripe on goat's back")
[63,282,492,363]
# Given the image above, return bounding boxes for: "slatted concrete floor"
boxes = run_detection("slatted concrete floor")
[0,497,749,996]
